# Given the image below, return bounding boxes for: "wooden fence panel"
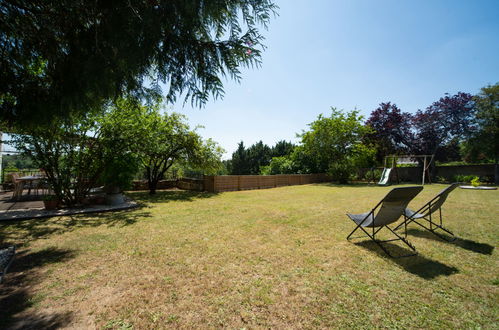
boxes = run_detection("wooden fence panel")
[276,175,289,187]
[301,175,311,184]
[288,175,301,186]
[260,175,276,189]
[239,175,260,190]
[203,176,215,192]
[177,178,204,191]
[214,176,239,192]
[204,174,329,192]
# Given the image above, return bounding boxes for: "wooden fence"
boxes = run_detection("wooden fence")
[203,174,329,193]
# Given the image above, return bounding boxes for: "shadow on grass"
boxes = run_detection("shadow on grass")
[355,241,459,280]
[0,247,76,329]
[407,228,494,255]
[310,182,379,188]
[0,208,151,246]
[311,182,425,188]
[127,190,218,204]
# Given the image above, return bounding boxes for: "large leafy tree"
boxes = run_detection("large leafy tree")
[365,102,413,162]
[463,83,498,163]
[463,83,499,183]
[298,108,374,180]
[411,92,475,157]
[8,115,107,205]
[0,0,277,126]
[104,99,223,194]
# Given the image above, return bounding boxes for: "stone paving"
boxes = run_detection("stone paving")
[0,191,139,221]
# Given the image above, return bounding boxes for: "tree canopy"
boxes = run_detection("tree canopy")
[298,108,373,175]
[229,140,295,175]
[365,92,476,164]
[411,92,475,156]
[463,83,499,163]
[103,98,224,194]
[0,0,277,126]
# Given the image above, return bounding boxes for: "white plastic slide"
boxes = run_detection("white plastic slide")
[378,168,392,185]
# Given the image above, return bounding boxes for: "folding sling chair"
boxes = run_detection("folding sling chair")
[394,183,458,242]
[346,186,423,257]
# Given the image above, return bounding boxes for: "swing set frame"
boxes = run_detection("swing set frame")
[382,154,435,185]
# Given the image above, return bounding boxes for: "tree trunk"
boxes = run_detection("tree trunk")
[149,179,158,195]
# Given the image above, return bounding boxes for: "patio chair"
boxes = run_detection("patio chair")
[346,186,423,257]
[11,173,24,200]
[394,183,458,242]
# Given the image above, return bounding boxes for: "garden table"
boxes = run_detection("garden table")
[17,175,46,196]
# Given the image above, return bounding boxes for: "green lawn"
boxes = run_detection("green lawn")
[0,184,497,328]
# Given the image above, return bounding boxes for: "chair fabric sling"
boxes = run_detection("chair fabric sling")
[394,183,458,241]
[346,186,423,257]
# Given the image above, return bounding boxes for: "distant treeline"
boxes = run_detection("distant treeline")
[223,83,498,183]
[224,140,295,175]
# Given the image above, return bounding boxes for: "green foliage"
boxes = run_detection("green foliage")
[2,154,35,170]
[8,115,105,205]
[246,141,272,174]
[8,97,225,200]
[463,83,499,163]
[230,140,295,175]
[471,176,481,187]
[297,108,374,181]
[436,176,448,184]
[452,174,477,183]
[350,143,377,169]
[327,162,353,184]
[99,153,140,192]
[371,168,383,181]
[260,156,296,175]
[103,98,224,194]
[1,1,277,126]
[231,142,250,175]
[175,139,226,177]
[42,194,58,201]
[272,140,295,157]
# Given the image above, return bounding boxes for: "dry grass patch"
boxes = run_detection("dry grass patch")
[0,184,497,328]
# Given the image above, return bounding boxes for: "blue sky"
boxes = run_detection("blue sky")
[175,0,499,158]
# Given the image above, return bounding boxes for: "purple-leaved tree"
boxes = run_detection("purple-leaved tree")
[365,102,414,162]
[412,92,475,157]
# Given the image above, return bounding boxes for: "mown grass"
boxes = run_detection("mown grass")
[0,184,497,328]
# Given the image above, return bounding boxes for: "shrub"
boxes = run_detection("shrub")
[453,174,476,183]
[436,176,448,184]
[328,162,354,184]
[260,156,296,175]
[99,153,140,192]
